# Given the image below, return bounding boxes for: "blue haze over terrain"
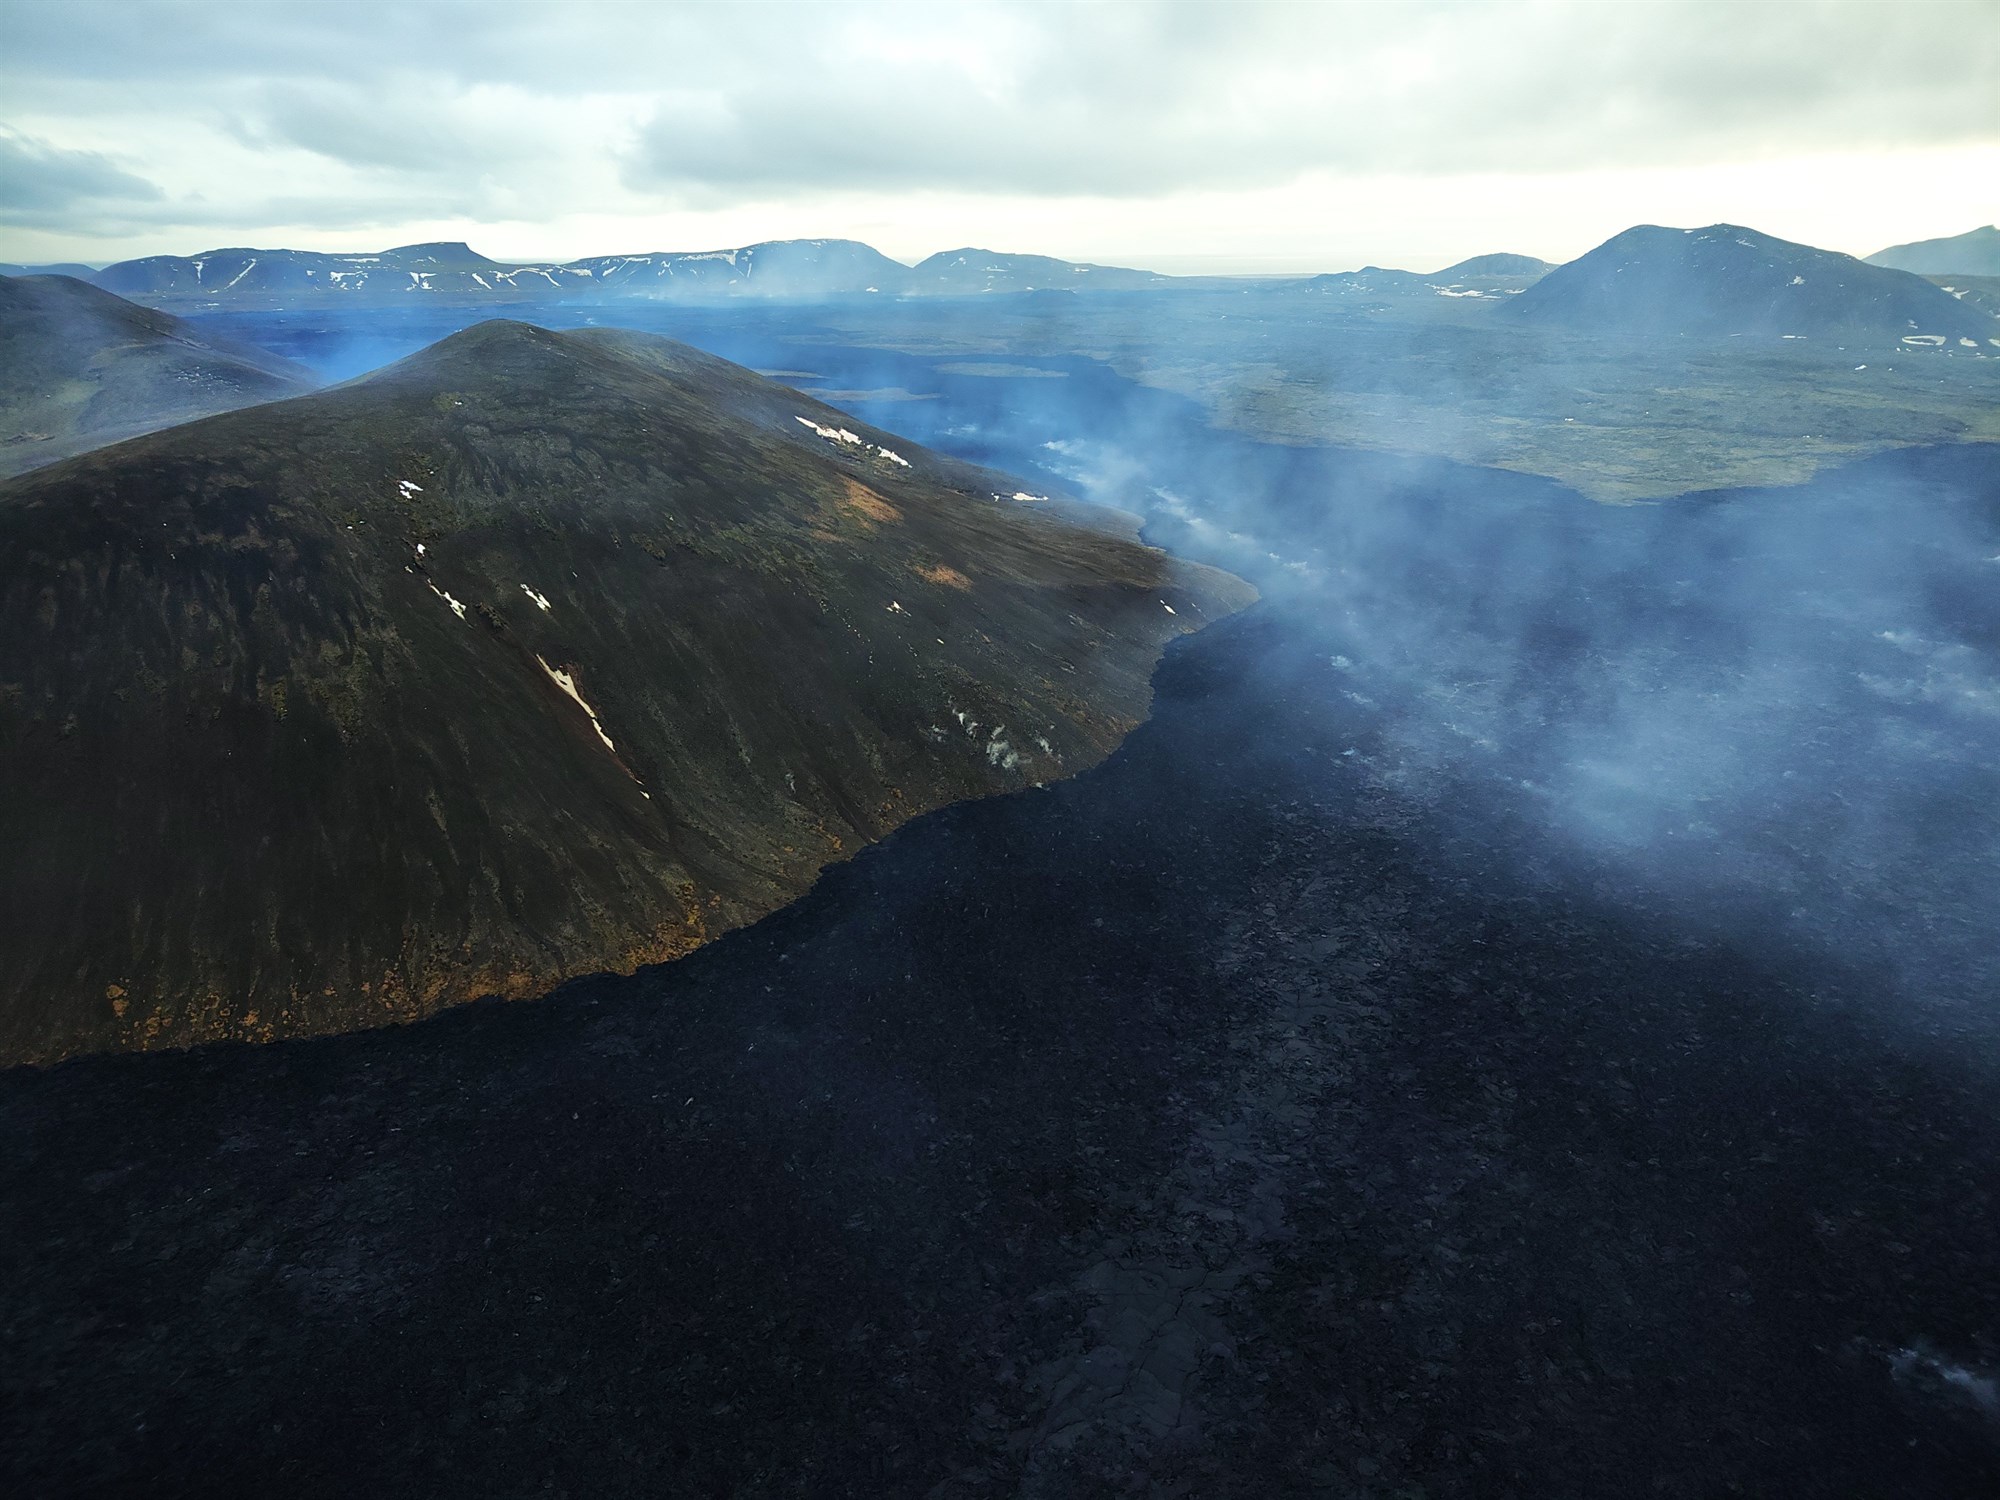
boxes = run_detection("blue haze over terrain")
[193,298,2000,1042]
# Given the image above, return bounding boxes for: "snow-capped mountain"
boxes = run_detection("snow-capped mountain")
[79,238,1174,305]
[565,238,915,297]
[80,238,975,303]
[86,242,572,299]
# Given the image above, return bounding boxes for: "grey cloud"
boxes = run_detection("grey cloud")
[247,85,464,174]
[627,80,1217,202]
[238,80,566,182]
[0,129,162,227]
[1,0,1993,239]
[610,2,2000,197]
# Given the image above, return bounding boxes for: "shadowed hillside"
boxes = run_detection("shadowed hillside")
[0,274,316,477]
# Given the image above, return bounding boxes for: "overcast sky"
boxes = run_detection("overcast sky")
[2,0,1995,273]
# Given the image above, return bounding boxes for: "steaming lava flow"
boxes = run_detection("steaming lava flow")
[2,367,1996,1493]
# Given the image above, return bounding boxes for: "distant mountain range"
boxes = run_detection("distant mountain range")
[43,238,1176,305]
[570,239,915,297]
[1511,224,1998,345]
[1866,225,2000,278]
[0,273,316,477]
[0,319,1251,1062]
[10,225,1995,351]
[9,238,1545,309]
[89,240,550,299]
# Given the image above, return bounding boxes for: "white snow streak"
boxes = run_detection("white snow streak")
[536,655,618,755]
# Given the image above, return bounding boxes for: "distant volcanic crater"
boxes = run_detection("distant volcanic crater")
[0,321,1252,1063]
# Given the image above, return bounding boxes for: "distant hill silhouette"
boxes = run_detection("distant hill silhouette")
[911,248,1167,293]
[0,260,98,279]
[1512,224,1999,343]
[1432,252,1551,280]
[1866,225,2000,278]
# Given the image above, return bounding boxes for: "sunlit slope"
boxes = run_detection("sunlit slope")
[0,321,1252,1062]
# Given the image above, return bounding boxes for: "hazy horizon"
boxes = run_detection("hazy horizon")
[8,208,1999,281]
